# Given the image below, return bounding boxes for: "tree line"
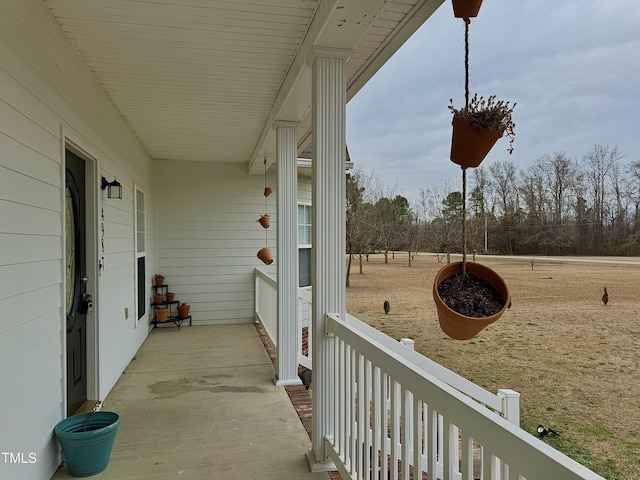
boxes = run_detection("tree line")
[346,144,640,282]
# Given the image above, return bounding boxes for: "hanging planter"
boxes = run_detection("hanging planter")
[433,1,516,340]
[264,186,273,197]
[449,94,515,168]
[433,261,510,340]
[155,307,169,323]
[54,411,120,477]
[257,215,270,229]
[452,0,483,18]
[257,247,273,265]
[177,303,191,319]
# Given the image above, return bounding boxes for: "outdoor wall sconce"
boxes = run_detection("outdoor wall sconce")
[101,176,122,199]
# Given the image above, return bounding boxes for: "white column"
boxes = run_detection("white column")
[306,47,349,472]
[275,121,302,386]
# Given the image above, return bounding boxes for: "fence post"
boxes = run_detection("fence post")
[498,389,520,427]
[497,389,520,479]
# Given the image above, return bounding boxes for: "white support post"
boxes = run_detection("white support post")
[498,388,521,479]
[274,121,302,386]
[306,46,349,472]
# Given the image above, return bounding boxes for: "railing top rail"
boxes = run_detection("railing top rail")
[327,313,604,480]
[297,286,312,303]
[255,268,277,288]
[345,313,502,411]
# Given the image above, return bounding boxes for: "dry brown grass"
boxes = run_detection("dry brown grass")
[346,253,640,479]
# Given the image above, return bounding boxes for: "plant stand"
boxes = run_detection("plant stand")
[152,284,192,330]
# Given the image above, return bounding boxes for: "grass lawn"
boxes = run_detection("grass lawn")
[346,253,640,479]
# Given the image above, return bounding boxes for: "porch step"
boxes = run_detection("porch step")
[74,399,101,414]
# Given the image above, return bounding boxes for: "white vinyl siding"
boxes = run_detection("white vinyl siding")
[0,3,153,480]
[156,161,277,324]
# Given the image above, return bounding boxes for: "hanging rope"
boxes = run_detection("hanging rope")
[462,17,471,275]
[263,156,268,247]
[464,18,470,109]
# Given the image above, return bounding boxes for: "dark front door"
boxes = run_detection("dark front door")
[65,150,87,416]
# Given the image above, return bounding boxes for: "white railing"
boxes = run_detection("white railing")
[255,269,277,347]
[254,269,312,369]
[297,286,312,369]
[325,313,604,480]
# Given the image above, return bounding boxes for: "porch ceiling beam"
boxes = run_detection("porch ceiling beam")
[248,0,388,175]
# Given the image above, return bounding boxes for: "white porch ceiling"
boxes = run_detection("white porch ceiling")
[43,0,444,172]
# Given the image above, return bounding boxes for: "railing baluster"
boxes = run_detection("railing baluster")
[390,379,400,479]
[460,432,473,480]
[357,353,365,480]
[372,366,381,480]
[381,371,389,480]
[401,386,410,480]
[350,347,357,477]
[426,405,437,480]
[412,396,422,480]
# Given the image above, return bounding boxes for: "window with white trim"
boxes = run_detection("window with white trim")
[298,204,312,288]
[135,186,146,323]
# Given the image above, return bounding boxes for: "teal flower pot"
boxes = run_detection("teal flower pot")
[54,412,120,477]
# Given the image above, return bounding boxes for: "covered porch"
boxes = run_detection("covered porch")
[53,323,324,480]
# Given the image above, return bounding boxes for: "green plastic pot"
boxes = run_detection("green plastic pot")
[54,411,120,477]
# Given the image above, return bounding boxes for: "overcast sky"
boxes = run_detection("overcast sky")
[346,0,640,202]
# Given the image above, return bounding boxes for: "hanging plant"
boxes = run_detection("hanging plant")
[433,13,514,339]
[449,94,516,168]
[256,156,274,264]
[451,0,483,18]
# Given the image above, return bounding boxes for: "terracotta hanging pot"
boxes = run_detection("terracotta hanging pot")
[450,115,502,168]
[177,304,191,319]
[433,261,510,340]
[258,215,270,229]
[257,247,273,265]
[264,186,273,197]
[451,0,483,18]
[155,307,169,323]
[165,292,175,302]
[153,294,164,305]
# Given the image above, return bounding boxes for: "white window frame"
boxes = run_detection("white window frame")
[298,203,312,288]
[134,185,147,325]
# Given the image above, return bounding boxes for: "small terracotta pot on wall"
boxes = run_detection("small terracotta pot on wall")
[450,115,502,168]
[177,304,191,319]
[155,307,169,323]
[452,0,483,18]
[257,247,273,265]
[433,261,510,340]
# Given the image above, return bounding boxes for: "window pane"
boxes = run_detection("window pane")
[299,248,311,287]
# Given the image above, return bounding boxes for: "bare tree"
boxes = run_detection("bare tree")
[583,144,623,251]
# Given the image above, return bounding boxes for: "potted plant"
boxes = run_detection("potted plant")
[433,97,515,339]
[154,274,164,286]
[449,94,516,168]
[165,292,175,302]
[155,306,169,323]
[452,0,484,18]
[153,294,163,305]
[257,214,270,229]
[177,302,190,319]
[54,403,120,477]
[257,247,273,265]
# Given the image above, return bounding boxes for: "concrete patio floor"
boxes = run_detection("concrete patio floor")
[53,324,327,480]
